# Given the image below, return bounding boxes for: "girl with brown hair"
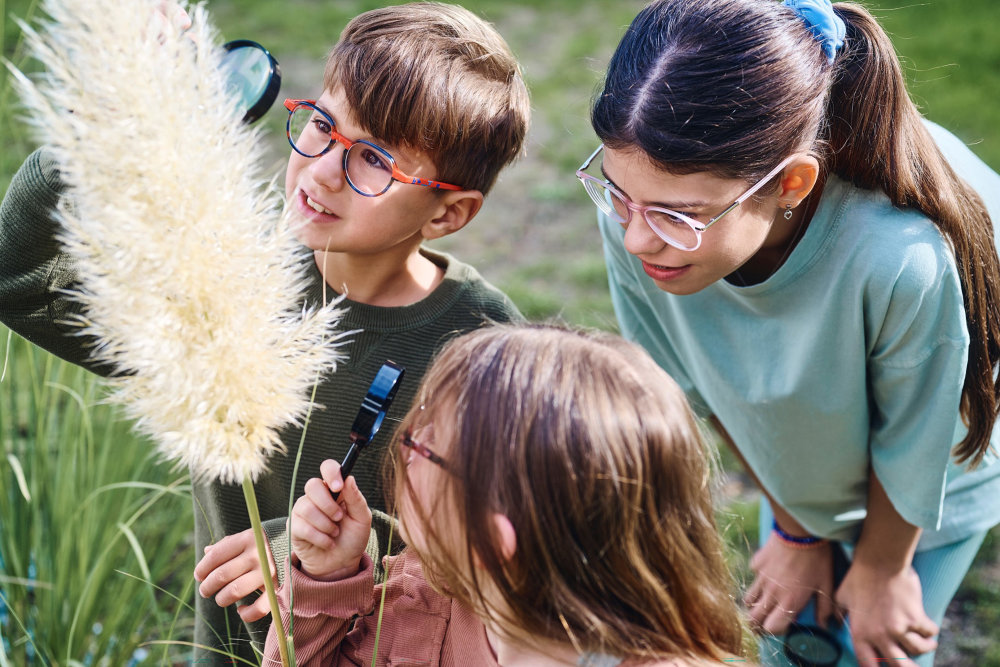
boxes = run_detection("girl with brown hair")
[264,324,750,665]
[578,0,1000,665]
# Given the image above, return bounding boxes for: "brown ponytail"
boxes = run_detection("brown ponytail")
[594,0,999,466]
[827,3,1000,466]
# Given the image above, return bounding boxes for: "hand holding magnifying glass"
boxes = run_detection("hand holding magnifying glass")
[332,361,406,500]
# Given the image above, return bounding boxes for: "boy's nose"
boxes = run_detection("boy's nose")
[308,143,349,191]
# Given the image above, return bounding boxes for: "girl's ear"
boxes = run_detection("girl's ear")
[422,189,484,240]
[474,512,518,569]
[492,513,517,561]
[778,155,820,208]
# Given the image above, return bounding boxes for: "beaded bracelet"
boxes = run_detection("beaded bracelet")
[772,519,828,549]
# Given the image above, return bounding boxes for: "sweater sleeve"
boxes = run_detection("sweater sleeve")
[866,231,969,530]
[265,555,378,666]
[266,551,455,667]
[0,148,112,374]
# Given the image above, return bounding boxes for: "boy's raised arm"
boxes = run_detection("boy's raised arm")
[0,148,112,374]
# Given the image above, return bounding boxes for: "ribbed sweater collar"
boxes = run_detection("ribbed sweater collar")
[304,246,469,332]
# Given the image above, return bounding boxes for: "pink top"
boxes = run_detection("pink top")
[264,550,731,667]
[263,550,499,666]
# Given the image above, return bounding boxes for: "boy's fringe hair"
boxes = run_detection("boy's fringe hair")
[326,2,530,195]
[9,0,346,483]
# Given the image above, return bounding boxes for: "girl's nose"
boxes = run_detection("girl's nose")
[621,213,668,257]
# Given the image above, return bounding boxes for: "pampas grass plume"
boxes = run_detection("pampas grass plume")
[9,0,346,484]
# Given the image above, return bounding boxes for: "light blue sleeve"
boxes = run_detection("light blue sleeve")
[866,229,969,531]
[922,120,1000,225]
[870,120,1000,532]
[597,210,712,417]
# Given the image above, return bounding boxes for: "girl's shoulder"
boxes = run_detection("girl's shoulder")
[824,176,958,291]
[922,120,1000,218]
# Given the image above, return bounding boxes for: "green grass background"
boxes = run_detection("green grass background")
[1,0,998,663]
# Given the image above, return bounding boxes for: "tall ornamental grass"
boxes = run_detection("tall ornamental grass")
[1,327,195,665]
[9,0,346,662]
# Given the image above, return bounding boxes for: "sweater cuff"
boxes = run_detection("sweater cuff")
[1,148,67,264]
[36,147,65,192]
[281,553,375,619]
[262,516,290,588]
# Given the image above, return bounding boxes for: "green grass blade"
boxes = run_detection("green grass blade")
[4,453,29,501]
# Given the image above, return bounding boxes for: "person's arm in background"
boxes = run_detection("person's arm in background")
[711,417,838,634]
[0,148,113,374]
[836,471,937,666]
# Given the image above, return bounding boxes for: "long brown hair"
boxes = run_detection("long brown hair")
[387,324,749,663]
[592,0,999,465]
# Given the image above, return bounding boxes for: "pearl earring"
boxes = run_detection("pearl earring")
[783,204,794,220]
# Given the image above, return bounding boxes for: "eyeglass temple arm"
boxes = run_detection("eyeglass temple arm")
[578,144,605,173]
[404,175,463,191]
[707,155,798,225]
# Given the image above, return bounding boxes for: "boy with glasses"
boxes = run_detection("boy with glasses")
[0,2,529,660]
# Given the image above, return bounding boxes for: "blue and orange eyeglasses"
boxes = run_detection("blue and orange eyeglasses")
[284,99,462,197]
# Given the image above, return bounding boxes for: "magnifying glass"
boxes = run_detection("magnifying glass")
[332,361,406,500]
[783,623,842,667]
[220,39,281,124]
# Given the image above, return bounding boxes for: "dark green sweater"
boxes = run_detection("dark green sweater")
[0,149,523,660]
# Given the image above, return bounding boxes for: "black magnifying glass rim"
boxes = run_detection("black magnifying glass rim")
[222,39,281,124]
[782,623,843,667]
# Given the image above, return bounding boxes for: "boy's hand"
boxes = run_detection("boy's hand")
[150,1,192,42]
[157,1,192,30]
[290,459,373,581]
[194,529,277,623]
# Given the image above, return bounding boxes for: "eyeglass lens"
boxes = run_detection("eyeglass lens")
[581,178,699,250]
[287,104,396,196]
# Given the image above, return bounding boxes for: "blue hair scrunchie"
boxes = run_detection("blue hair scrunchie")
[783,0,846,63]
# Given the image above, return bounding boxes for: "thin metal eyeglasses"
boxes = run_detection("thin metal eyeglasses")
[284,99,462,197]
[576,144,795,251]
[401,429,449,471]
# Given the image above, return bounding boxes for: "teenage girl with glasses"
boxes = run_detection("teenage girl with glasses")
[264,324,751,666]
[580,1,1000,665]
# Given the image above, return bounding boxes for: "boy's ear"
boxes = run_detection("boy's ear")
[422,189,484,241]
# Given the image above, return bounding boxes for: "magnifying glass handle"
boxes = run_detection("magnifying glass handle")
[331,361,405,501]
[331,441,361,501]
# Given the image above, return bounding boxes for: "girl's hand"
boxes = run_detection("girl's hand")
[743,531,836,634]
[835,561,938,666]
[290,459,373,581]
